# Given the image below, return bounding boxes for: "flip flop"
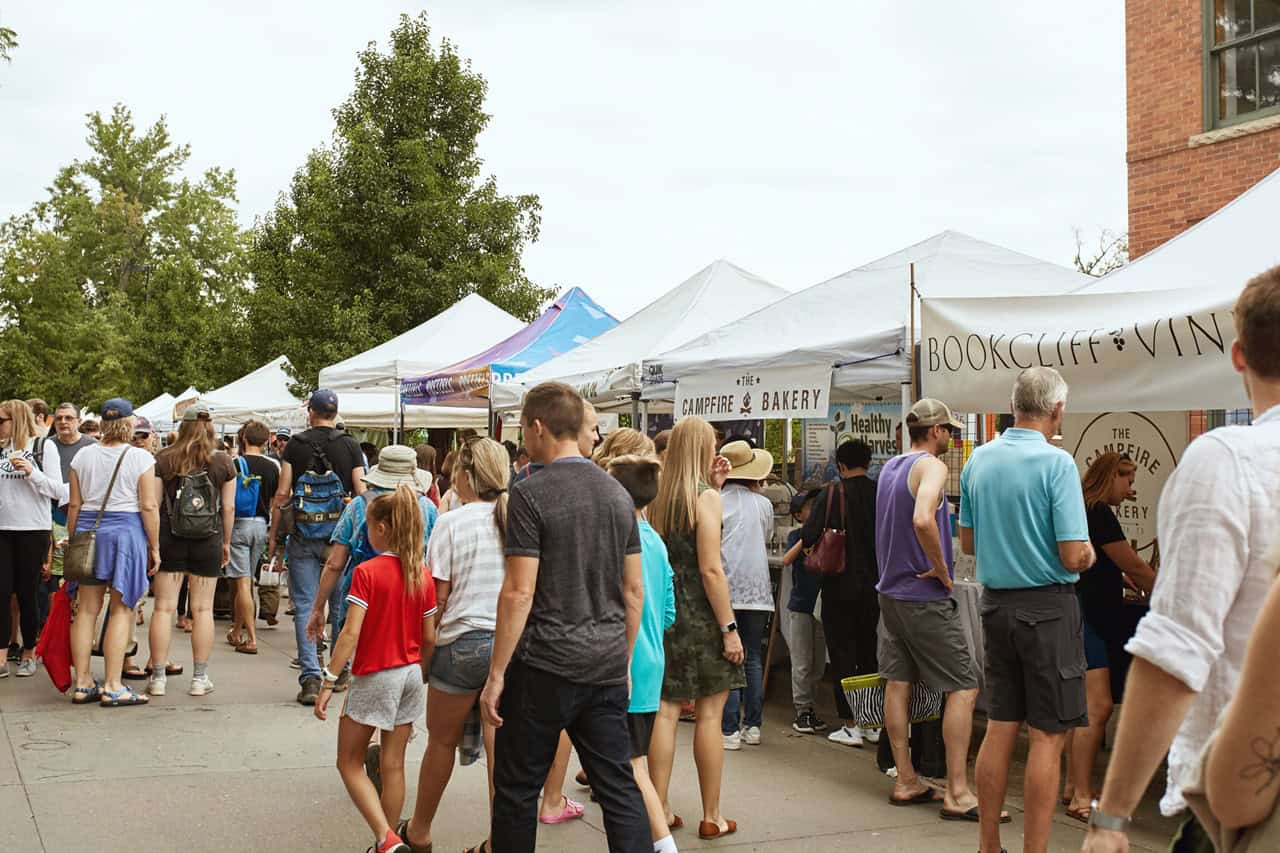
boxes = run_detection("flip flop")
[668,815,684,831]
[395,819,432,853]
[100,686,150,707]
[145,663,184,676]
[697,818,737,840]
[226,629,243,646]
[1065,804,1092,824]
[889,788,943,806]
[235,643,258,655]
[539,796,585,824]
[122,665,148,681]
[940,805,1012,824]
[71,682,101,704]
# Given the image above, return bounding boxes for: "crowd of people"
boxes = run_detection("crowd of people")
[1,267,1278,853]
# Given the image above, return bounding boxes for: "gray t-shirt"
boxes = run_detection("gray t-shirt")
[505,457,641,685]
[54,435,96,484]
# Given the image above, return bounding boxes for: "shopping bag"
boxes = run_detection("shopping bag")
[35,585,73,693]
[841,673,944,730]
[258,555,282,588]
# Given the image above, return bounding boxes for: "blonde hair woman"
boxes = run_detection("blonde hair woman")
[646,416,743,840]
[592,427,654,469]
[1062,452,1157,823]
[148,404,236,698]
[66,398,160,706]
[401,437,510,853]
[0,399,64,677]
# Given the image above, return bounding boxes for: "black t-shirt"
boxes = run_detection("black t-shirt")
[1077,502,1129,628]
[504,457,642,686]
[239,454,280,520]
[282,427,364,494]
[800,475,879,601]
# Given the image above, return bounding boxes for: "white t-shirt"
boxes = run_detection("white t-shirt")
[72,443,156,514]
[720,484,775,611]
[428,500,505,645]
[0,438,62,531]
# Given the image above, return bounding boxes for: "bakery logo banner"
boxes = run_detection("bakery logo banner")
[674,365,832,422]
[1059,411,1187,560]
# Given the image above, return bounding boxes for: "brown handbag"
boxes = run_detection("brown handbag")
[804,482,847,576]
[63,448,130,583]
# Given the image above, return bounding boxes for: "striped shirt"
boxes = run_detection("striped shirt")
[429,500,506,645]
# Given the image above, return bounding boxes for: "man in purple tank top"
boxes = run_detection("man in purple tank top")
[875,399,995,821]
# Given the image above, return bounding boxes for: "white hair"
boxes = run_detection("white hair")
[1012,367,1068,418]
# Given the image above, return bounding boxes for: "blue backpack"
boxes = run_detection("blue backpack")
[293,439,346,539]
[234,456,262,519]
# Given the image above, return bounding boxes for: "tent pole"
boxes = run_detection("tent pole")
[784,417,793,485]
[908,262,918,403]
[630,394,640,431]
[901,383,912,437]
[640,400,649,435]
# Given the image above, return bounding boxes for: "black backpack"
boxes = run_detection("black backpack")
[166,470,220,539]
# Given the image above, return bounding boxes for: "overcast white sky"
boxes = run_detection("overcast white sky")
[0,1,1126,319]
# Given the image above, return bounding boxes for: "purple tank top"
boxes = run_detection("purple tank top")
[874,451,953,602]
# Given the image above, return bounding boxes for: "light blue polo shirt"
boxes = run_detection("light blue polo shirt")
[958,428,1089,589]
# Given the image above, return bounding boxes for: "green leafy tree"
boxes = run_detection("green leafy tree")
[0,25,16,63]
[249,12,551,388]
[0,105,255,408]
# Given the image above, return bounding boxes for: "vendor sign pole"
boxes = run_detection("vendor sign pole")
[784,417,794,484]
[908,263,918,402]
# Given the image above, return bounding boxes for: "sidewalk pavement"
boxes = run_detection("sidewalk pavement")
[0,604,1179,852]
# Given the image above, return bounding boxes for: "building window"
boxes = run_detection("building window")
[1206,0,1280,127]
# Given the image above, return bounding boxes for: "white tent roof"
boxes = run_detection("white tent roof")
[652,231,1090,398]
[922,170,1280,413]
[201,356,300,424]
[319,293,525,391]
[490,260,789,409]
[134,393,176,431]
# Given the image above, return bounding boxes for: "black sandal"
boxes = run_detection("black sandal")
[144,663,184,676]
[463,841,489,853]
[395,819,432,853]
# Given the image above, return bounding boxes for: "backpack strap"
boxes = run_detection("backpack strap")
[237,455,250,479]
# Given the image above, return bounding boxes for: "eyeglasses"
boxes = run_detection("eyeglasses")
[54,415,77,422]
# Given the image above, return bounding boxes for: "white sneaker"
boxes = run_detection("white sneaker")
[188,675,214,696]
[859,727,881,744]
[742,726,762,745]
[722,731,742,750]
[147,675,166,696]
[827,726,864,748]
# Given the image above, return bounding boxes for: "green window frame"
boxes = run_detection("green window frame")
[1203,0,1280,129]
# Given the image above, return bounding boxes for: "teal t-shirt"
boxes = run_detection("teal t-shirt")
[629,520,676,714]
[958,428,1089,590]
[331,488,438,565]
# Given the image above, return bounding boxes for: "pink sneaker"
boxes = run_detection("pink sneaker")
[539,796,585,825]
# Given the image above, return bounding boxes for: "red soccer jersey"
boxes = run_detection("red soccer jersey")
[345,553,437,676]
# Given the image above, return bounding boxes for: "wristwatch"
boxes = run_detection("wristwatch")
[1088,800,1131,833]
[720,621,738,634]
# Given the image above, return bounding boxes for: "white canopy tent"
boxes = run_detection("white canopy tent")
[921,169,1280,412]
[651,231,1090,406]
[490,260,789,411]
[201,356,488,430]
[134,393,176,432]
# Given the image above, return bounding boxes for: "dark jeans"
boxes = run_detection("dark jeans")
[491,660,648,853]
[0,530,51,651]
[823,591,880,720]
[723,609,769,734]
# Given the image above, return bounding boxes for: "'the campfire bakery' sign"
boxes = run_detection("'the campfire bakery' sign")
[674,365,832,421]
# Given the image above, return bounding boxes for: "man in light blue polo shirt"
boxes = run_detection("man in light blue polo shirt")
[959,366,1095,853]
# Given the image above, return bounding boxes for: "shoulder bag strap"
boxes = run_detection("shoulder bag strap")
[91,447,131,532]
[827,482,846,532]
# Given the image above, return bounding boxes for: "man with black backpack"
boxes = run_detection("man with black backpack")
[270,390,365,705]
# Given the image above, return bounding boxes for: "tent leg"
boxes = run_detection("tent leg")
[640,400,648,435]
[630,394,640,431]
[784,417,793,485]
[901,382,913,427]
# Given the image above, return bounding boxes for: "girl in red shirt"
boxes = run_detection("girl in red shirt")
[316,485,438,853]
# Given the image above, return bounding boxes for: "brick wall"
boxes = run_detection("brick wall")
[1127,0,1280,256]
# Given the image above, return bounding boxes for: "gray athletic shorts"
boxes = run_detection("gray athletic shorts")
[343,663,425,731]
[877,594,980,692]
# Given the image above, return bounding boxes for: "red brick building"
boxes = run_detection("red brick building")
[1127,0,1280,256]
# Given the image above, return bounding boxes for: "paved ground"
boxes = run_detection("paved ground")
[0,601,1180,852]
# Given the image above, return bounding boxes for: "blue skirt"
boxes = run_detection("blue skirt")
[73,512,149,609]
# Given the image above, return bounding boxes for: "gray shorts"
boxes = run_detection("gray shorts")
[225,517,268,579]
[877,594,979,692]
[429,630,494,695]
[980,585,1088,733]
[343,663,425,730]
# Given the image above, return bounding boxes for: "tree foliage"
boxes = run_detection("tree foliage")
[0,105,255,408]
[248,12,551,389]
[1073,227,1129,278]
[0,26,16,63]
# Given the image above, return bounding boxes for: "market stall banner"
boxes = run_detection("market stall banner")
[674,365,832,422]
[803,402,901,482]
[1058,411,1187,563]
[921,289,1245,413]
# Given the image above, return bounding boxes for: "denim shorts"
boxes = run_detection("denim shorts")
[429,630,494,695]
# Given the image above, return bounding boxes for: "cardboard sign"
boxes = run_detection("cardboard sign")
[674,365,832,422]
[1058,411,1188,559]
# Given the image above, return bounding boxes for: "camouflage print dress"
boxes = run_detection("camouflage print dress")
[661,491,746,701]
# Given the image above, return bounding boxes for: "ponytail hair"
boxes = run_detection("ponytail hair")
[458,437,510,547]
[367,485,424,596]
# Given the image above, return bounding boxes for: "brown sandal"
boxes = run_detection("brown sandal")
[395,819,432,853]
[698,819,737,840]
[235,642,258,655]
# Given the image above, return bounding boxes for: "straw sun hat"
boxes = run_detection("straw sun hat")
[720,440,774,481]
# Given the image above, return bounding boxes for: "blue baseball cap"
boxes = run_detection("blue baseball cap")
[100,398,134,420]
[308,389,339,415]
[274,426,292,438]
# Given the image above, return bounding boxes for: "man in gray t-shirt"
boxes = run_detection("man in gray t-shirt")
[480,382,648,853]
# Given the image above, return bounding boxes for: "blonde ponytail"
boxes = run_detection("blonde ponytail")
[459,438,511,547]
[367,485,424,596]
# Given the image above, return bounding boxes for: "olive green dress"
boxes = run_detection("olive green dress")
[661,491,746,701]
